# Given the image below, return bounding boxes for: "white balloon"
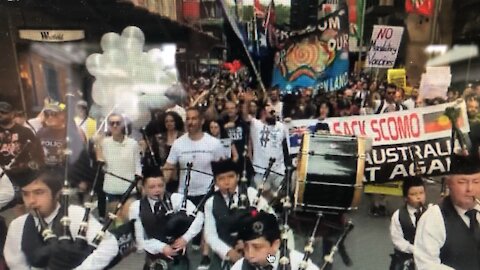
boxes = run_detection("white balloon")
[103,49,123,67]
[161,44,177,68]
[138,93,172,110]
[92,80,114,106]
[132,109,151,129]
[85,53,103,76]
[113,88,140,120]
[121,36,144,54]
[121,26,145,45]
[100,32,121,52]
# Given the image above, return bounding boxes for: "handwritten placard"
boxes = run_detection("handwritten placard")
[366,25,404,68]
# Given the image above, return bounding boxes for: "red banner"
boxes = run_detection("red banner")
[405,0,435,17]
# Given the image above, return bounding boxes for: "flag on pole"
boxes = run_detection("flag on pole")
[263,0,277,48]
[254,0,265,17]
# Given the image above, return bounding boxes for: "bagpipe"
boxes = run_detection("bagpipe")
[30,93,138,269]
[161,162,205,244]
[32,160,139,269]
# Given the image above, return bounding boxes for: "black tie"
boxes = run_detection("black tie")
[154,201,161,214]
[414,209,422,226]
[465,209,480,245]
[257,265,273,270]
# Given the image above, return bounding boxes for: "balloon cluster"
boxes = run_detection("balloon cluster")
[86,26,184,128]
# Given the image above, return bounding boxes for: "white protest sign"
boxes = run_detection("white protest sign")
[419,66,451,99]
[366,25,404,68]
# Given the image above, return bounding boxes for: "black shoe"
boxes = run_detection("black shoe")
[197,256,210,270]
[370,206,379,217]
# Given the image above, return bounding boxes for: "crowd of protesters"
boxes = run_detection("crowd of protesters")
[1,68,480,269]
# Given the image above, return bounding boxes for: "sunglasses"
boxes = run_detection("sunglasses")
[44,111,59,117]
[109,121,122,127]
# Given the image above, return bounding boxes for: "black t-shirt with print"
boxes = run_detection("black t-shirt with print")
[0,124,44,168]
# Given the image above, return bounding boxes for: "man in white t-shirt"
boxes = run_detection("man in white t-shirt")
[163,106,225,269]
[242,95,290,197]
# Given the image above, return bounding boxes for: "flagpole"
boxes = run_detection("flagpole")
[218,0,267,94]
[252,3,262,74]
[357,0,366,74]
[264,0,272,36]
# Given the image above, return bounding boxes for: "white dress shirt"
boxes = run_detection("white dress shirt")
[414,204,480,270]
[102,136,142,195]
[4,204,119,270]
[0,170,14,209]
[129,193,204,255]
[231,250,319,270]
[389,205,417,254]
[204,187,273,260]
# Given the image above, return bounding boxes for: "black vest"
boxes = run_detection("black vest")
[21,206,64,268]
[212,191,237,247]
[398,206,416,245]
[439,197,480,270]
[139,196,169,244]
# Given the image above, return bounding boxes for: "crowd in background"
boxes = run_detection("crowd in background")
[2,68,480,269]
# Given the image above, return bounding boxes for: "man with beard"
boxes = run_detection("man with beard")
[241,94,290,198]
[163,106,225,269]
[267,88,283,121]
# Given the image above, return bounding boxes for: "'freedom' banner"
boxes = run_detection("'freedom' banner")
[271,5,349,93]
[287,101,470,183]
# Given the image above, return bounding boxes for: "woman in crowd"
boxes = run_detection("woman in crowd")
[205,118,239,162]
[150,111,184,192]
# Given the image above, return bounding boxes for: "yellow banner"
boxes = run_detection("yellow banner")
[364,181,403,196]
[387,68,406,89]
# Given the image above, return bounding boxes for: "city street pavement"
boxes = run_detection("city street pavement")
[1,182,442,270]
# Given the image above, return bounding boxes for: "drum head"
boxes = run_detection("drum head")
[295,134,365,212]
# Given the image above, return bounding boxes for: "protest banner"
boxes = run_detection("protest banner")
[387,68,406,88]
[366,25,404,68]
[271,5,349,93]
[287,101,470,184]
[419,66,451,99]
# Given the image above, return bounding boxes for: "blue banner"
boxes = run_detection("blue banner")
[271,6,349,94]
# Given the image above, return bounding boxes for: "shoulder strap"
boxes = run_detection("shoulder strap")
[396,103,407,111]
[398,206,416,244]
[375,100,385,114]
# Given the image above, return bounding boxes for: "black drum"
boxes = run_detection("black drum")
[295,133,366,213]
